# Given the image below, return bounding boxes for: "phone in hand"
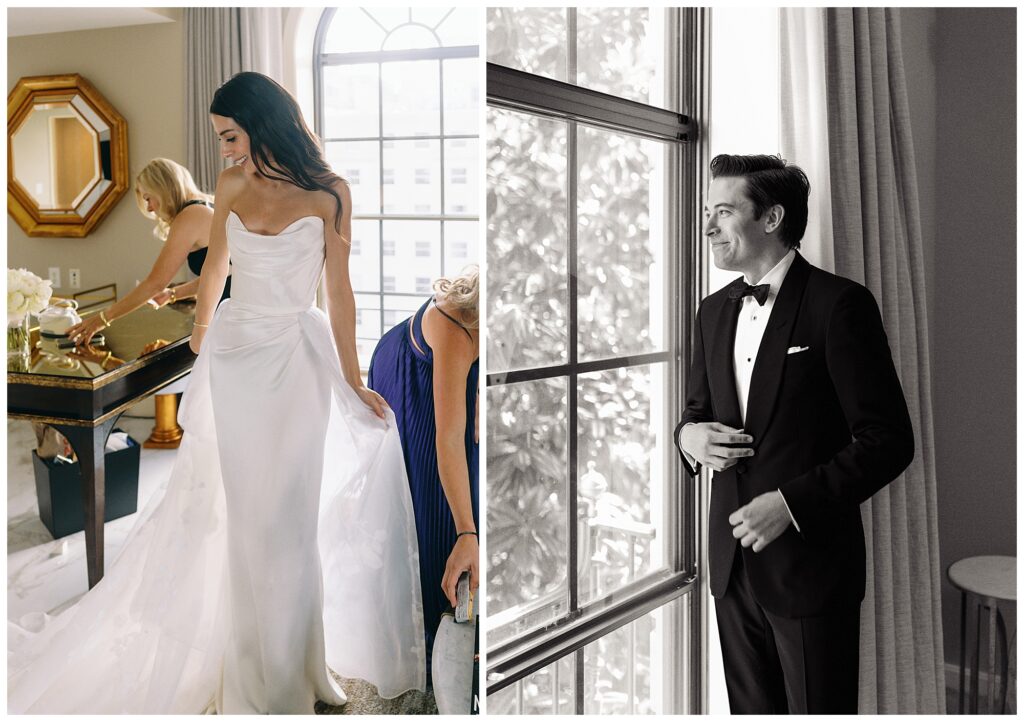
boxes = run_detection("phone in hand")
[454,571,473,623]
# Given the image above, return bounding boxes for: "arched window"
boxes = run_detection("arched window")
[313,7,480,367]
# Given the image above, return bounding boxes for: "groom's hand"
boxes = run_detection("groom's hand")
[729,491,791,552]
[680,421,754,472]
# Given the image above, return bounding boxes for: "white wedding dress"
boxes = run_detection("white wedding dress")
[8,211,425,714]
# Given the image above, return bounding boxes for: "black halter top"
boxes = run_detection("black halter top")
[180,199,230,301]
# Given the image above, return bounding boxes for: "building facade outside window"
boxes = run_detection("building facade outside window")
[315,7,480,367]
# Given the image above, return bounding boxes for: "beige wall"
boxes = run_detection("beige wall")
[7,12,188,299]
[900,7,1017,670]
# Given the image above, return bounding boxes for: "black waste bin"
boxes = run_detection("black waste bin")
[31,430,141,539]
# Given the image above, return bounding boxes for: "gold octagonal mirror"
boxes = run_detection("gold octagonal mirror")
[8,74,129,237]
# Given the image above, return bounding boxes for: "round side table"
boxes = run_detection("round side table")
[947,555,1016,714]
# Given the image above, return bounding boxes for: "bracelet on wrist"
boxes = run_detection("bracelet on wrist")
[169,288,177,304]
[456,530,478,540]
[193,321,209,328]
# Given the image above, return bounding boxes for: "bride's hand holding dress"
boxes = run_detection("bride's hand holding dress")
[320,179,389,421]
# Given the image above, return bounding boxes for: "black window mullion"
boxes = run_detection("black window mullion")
[488,572,695,695]
[575,647,584,714]
[486,350,671,387]
[488,63,693,143]
[566,117,579,619]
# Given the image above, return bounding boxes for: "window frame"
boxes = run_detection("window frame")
[485,7,708,714]
[312,8,480,366]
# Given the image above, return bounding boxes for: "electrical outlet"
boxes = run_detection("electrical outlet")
[69,269,81,288]
[48,267,61,288]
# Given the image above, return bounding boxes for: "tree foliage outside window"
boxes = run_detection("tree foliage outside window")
[487,6,687,714]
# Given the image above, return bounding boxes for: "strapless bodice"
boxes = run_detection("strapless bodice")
[226,211,325,313]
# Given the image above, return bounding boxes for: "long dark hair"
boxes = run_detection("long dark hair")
[210,71,344,232]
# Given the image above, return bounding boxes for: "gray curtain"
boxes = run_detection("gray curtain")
[184,7,284,194]
[823,7,945,713]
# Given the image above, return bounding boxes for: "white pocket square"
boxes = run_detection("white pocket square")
[787,346,810,355]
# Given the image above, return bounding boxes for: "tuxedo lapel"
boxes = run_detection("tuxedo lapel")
[743,253,810,448]
[707,278,745,429]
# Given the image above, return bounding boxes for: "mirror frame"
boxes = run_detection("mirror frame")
[7,74,129,237]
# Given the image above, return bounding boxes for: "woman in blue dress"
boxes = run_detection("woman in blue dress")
[367,266,479,671]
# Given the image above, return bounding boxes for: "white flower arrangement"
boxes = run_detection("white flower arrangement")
[8,268,53,326]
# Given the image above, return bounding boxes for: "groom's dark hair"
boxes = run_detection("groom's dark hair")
[710,154,810,249]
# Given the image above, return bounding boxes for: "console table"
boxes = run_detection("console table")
[7,303,196,588]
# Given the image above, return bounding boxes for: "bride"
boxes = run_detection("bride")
[8,72,425,714]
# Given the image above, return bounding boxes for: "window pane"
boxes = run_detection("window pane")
[577,126,669,361]
[487,8,676,111]
[488,655,575,714]
[320,8,479,371]
[355,291,382,369]
[349,219,380,292]
[382,140,441,214]
[322,64,379,139]
[445,138,478,215]
[434,7,481,47]
[577,8,667,108]
[489,593,687,714]
[323,7,387,54]
[487,7,567,82]
[412,7,453,29]
[486,108,568,373]
[382,220,441,292]
[487,377,568,647]
[355,293,381,335]
[382,294,427,333]
[443,221,478,276]
[443,58,480,136]
[582,593,686,714]
[326,141,379,215]
[577,363,670,606]
[382,60,440,137]
[364,8,411,35]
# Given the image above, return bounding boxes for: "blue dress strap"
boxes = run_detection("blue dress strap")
[430,297,473,341]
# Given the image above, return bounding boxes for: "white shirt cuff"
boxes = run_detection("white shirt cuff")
[678,424,699,472]
[777,489,801,533]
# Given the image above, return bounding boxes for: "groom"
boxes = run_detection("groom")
[675,154,914,713]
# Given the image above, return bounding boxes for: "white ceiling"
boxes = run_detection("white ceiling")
[7,7,177,38]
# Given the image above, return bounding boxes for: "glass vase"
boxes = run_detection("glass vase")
[7,315,31,372]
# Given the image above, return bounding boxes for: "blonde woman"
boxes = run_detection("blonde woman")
[67,158,229,345]
[367,266,480,678]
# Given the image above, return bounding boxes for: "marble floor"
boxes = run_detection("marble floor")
[7,417,176,620]
[6,417,435,714]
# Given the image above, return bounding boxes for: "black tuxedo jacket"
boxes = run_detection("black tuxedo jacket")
[675,253,914,618]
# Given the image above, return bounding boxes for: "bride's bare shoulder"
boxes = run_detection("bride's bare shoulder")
[315,177,351,221]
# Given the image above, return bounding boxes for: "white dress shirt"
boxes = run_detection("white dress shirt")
[733,249,796,422]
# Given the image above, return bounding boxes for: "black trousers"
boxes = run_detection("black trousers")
[714,551,861,714]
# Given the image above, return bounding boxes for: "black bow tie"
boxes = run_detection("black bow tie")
[728,283,771,306]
